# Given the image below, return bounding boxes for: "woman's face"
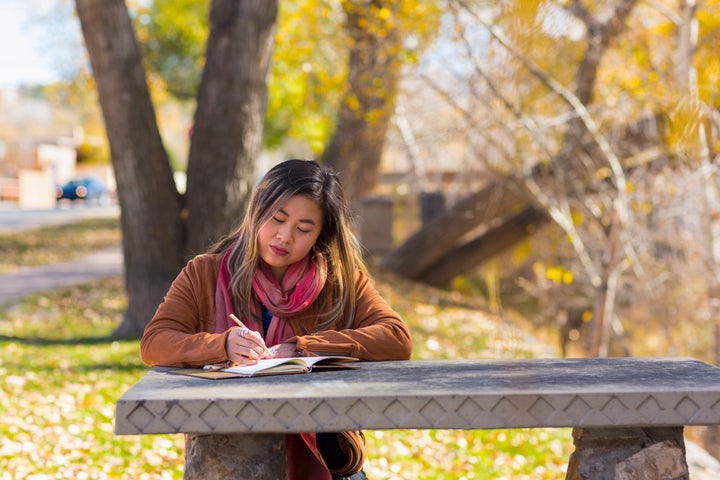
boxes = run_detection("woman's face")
[257,194,323,281]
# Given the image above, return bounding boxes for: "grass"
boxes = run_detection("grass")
[0,221,572,479]
[0,278,183,479]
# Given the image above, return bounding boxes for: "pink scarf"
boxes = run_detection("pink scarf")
[214,247,327,345]
[213,246,333,479]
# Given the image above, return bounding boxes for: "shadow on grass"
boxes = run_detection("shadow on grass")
[0,334,146,373]
[14,361,146,373]
[60,363,146,374]
[2,361,146,375]
[0,334,136,346]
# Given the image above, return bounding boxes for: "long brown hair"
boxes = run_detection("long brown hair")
[210,159,366,330]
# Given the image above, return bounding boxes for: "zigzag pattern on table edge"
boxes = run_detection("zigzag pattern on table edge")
[115,391,720,435]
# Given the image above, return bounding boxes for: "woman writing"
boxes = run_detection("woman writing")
[140,159,413,480]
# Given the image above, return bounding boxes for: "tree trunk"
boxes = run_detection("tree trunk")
[186,0,278,255]
[75,0,184,339]
[76,0,278,338]
[322,0,403,201]
[381,180,527,278]
[418,207,549,287]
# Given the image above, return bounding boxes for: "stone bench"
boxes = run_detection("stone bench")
[114,357,720,479]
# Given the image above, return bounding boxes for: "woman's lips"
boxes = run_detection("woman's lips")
[270,245,288,256]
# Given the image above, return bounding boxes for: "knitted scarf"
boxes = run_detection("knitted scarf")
[214,246,327,344]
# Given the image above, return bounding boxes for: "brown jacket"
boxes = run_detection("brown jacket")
[140,253,413,367]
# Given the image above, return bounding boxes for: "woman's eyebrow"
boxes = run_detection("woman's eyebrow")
[277,208,317,225]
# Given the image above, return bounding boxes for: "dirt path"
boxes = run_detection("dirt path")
[0,245,123,306]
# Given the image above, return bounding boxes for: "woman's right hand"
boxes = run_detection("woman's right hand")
[225,326,270,365]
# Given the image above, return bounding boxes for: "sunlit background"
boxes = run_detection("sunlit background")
[0,0,80,87]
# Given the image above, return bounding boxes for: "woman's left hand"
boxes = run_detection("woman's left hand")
[263,342,298,359]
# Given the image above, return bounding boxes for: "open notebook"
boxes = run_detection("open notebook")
[170,356,360,379]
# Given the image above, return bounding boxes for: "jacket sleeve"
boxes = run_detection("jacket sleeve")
[140,254,231,367]
[291,269,413,361]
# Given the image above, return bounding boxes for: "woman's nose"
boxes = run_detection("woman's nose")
[276,224,292,242]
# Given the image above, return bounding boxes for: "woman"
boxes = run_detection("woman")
[141,159,413,480]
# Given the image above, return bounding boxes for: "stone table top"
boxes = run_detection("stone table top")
[115,357,720,435]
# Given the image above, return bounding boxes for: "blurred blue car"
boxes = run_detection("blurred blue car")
[56,177,109,204]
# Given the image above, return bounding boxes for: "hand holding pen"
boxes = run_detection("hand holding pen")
[226,313,270,364]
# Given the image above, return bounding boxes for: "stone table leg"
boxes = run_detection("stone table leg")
[183,433,286,480]
[565,427,688,480]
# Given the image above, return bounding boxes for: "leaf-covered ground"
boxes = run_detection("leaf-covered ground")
[0,278,183,479]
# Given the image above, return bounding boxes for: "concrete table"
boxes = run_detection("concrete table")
[115,357,720,479]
